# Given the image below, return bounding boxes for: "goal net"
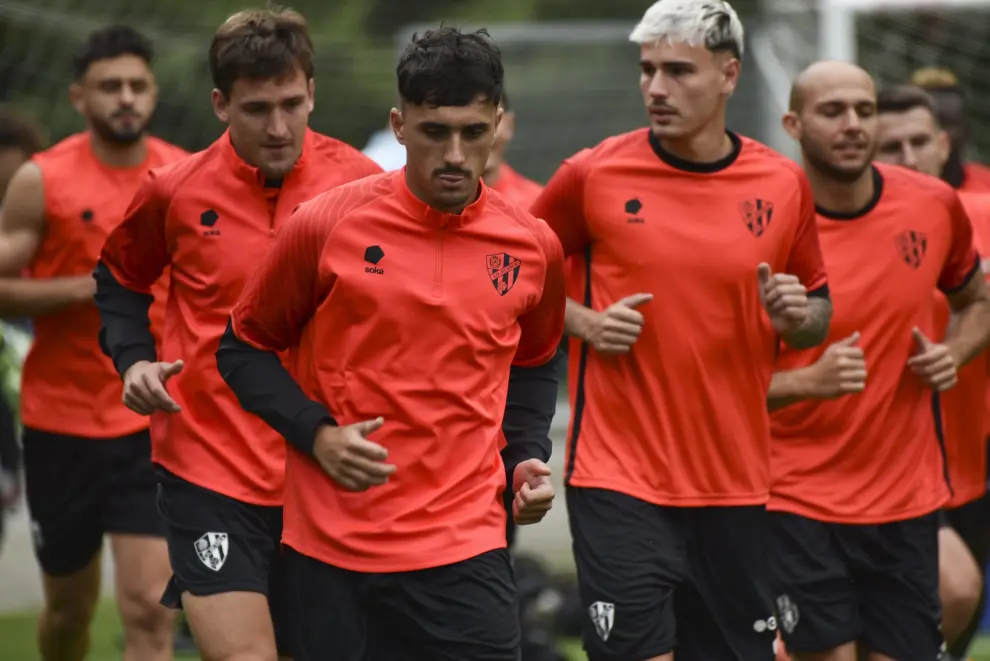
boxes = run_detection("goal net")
[757,0,990,160]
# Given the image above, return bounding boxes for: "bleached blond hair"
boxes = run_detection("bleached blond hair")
[629,0,744,60]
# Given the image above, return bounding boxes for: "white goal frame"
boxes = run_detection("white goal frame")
[818,0,990,62]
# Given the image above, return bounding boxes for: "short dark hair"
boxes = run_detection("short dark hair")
[0,105,45,155]
[209,6,315,98]
[396,26,503,108]
[73,25,153,80]
[500,89,511,111]
[877,84,938,118]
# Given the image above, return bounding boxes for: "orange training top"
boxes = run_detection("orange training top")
[230,170,566,572]
[770,164,979,523]
[100,129,381,505]
[532,129,828,506]
[21,132,185,438]
[938,190,990,508]
[962,162,990,194]
[487,163,544,209]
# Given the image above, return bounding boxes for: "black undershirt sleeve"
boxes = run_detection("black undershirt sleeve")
[501,348,563,512]
[215,320,336,456]
[93,261,158,377]
[808,283,830,300]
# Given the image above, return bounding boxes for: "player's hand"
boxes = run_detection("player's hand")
[312,417,397,492]
[511,459,554,525]
[757,263,808,335]
[807,332,867,398]
[907,328,957,391]
[122,360,184,415]
[583,293,653,355]
[72,275,97,304]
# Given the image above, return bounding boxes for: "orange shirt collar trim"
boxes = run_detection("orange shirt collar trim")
[390,167,489,226]
[220,128,315,187]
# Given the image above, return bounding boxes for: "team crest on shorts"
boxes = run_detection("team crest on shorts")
[588,601,615,641]
[194,532,229,571]
[775,594,800,634]
[486,252,522,296]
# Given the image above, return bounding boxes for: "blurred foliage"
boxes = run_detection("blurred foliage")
[0,0,768,178]
[0,0,713,153]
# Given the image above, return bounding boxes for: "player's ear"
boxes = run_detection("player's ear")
[307,78,316,112]
[390,108,405,145]
[719,55,741,96]
[781,111,801,141]
[68,82,85,115]
[937,129,951,168]
[500,110,516,142]
[211,89,230,124]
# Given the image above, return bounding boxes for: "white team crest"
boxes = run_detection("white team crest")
[588,601,615,641]
[776,595,800,634]
[194,532,229,571]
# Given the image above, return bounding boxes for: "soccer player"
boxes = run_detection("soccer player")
[873,83,990,660]
[216,26,564,661]
[912,67,990,193]
[531,1,831,659]
[766,61,990,661]
[94,8,381,661]
[484,90,544,208]
[0,25,185,661]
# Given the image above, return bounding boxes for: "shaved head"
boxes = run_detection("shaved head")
[789,60,874,113]
[782,60,877,183]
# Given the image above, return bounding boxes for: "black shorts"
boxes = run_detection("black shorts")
[944,492,990,570]
[769,510,943,659]
[156,466,288,654]
[284,546,520,661]
[566,487,776,661]
[22,426,163,576]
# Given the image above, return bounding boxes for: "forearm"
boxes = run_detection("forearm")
[0,276,91,318]
[216,320,335,456]
[501,349,562,494]
[767,367,818,412]
[782,296,832,350]
[93,262,158,377]
[564,298,593,340]
[945,298,990,368]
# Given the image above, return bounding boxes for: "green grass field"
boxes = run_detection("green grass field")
[3,602,990,660]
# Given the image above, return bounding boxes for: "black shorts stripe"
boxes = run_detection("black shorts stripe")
[565,244,593,484]
[931,391,954,498]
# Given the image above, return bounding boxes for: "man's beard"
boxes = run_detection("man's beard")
[941,148,965,188]
[801,137,874,184]
[90,114,149,145]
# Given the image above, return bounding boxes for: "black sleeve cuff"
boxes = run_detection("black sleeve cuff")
[288,405,338,456]
[113,345,158,378]
[808,283,830,299]
[939,254,981,295]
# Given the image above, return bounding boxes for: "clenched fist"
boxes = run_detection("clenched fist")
[581,293,653,355]
[758,263,809,336]
[312,417,397,491]
[122,359,184,414]
[807,332,867,398]
[907,328,957,391]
